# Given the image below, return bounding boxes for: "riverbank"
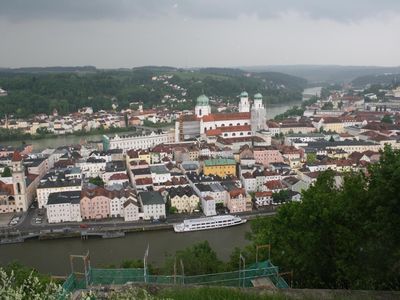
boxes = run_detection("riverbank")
[0,209,276,244]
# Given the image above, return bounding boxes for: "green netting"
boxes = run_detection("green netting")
[60,260,289,299]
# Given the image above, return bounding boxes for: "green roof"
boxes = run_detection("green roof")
[254,93,263,99]
[196,94,209,105]
[204,158,236,166]
[240,91,248,97]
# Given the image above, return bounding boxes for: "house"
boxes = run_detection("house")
[46,191,82,223]
[123,199,140,221]
[139,191,166,220]
[227,188,251,213]
[80,187,111,220]
[201,195,216,216]
[282,177,309,193]
[203,158,236,177]
[168,186,200,213]
[254,191,273,207]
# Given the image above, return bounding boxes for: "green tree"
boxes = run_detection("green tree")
[246,146,400,290]
[169,206,177,214]
[1,166,11,177]
[321,102,333,110]
[89,176,104,187]
[164,241,224,275]
[381,115,393,124]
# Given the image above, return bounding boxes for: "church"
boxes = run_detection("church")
[175,92,268,141]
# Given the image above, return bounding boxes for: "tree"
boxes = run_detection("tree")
[246,146,400,290]
[321,102,333,110]
[272,190,290,204]
[89,176,104,187]
[0,263,61,299]
[329,135,335,142]
[1,166,11,177]
[381,115,393,124]
[164,241,224,275]
[306,153,317,164]
[169,206,177,214]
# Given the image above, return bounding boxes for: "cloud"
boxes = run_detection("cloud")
[1,0,400,22]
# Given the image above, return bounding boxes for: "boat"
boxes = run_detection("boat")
[173,215,246,233]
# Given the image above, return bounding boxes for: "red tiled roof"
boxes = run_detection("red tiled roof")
[12,151,22,162]
[202,112,250,122]
[109,173,129,180]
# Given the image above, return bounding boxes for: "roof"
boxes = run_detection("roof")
[12,151,23,162]
[196,94,209,105]
[204,158,236,167]
[140,191,165,205]
[47,191,81,205]
[202,112,250,122]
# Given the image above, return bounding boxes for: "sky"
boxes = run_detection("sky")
[0,0,400,68]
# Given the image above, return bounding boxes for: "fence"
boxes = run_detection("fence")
[60,260,289,298]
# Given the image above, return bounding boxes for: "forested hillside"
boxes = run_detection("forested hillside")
[0,67,307,118]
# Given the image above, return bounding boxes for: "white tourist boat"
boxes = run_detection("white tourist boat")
[173,215,247,233]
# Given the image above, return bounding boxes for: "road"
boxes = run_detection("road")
[1,206,277,238]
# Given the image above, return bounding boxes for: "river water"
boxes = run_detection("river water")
[0,223,251,275]
[0,101,300,275]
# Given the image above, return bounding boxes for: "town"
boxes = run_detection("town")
[0,83,399,233]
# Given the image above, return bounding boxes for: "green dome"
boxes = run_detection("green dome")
[196,94,209,105]
[240,91,248,97]
[254,93,263,99]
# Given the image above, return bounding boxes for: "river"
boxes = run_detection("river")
[0,223,251,275]
[0,101,299,275]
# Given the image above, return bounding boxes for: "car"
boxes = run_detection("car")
[79,224,89,229]
[35,217,42,222]
[35,220,42,224]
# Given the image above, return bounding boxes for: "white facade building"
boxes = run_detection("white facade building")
[46,191,82,223]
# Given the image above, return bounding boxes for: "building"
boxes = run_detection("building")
[139,191,166,220]
[227,188,251,213]
[168,186,200,213]
[254,191,273,207]
[37,170,82,208]
[203,158,236,177]
[201,195,216,216]
[46,191,82,223]
[80,187,112,220]
[238,91,250,113]
[103,130,175,152]
[0,152,36,212]
[123,199,140,221]
[176,92,269,141]
[251,93,267,134]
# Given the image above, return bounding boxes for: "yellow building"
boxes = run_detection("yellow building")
[203,158,236,177]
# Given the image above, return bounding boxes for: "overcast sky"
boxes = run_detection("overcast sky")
[1,0,399,68]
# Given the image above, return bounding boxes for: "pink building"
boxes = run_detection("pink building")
[253,147,284,167]
[227,188,251,213]
[80,187,111,220]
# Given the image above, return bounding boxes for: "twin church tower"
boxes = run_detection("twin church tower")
[194,91,267,135]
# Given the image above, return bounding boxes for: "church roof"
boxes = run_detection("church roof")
[196,94,209,105]
[202,112,250,122]
[254,93,263,99]
[240,91,248,97]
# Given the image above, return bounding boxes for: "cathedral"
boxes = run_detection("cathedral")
[175,92,268,141]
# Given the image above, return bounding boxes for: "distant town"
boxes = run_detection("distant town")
[0,80,400,239]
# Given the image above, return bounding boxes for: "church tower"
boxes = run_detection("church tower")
[11,151,28,211]
[195,94,211,118]
[251,93,267,134]
[238,91,250,112]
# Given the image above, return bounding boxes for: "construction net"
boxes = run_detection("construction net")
[60,260,289,298]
